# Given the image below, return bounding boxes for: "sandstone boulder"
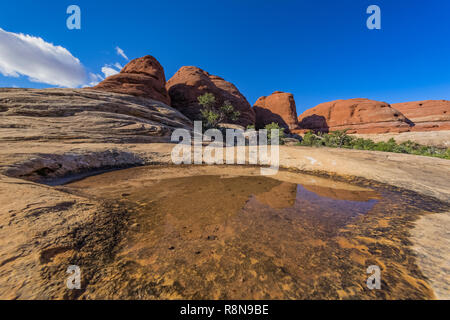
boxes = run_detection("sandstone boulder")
[166,66,255,127]
[297,98,413,134]
[253,91,299,131]
[392,100,450,131]
[91,55,171,105]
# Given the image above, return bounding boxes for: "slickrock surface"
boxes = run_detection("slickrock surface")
[166,66,255,127]
[254,91,299,130]
[297,98,412,134]
[1,144,448,202]
[411,211,450,299]
[0,173,101,299]
[392,100,450,131]
[0,88,449,299]
[91,55,171,105]
[0,143,449,299]
[0,88,192,145]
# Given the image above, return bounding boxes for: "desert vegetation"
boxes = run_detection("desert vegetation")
[247,122,286,145]
[198,93,241,130]
[299,130,450,159]
[198,93,287,145]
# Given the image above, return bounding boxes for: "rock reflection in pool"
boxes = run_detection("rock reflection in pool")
[65,166,445,300]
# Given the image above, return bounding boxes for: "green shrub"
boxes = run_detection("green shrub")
[197,92,216,109]
[352,138,376,150]
[200,109,220,129]
[264,122,285,145]
[197,93,241,130]
[301,131,323,147]
[299,130,449,160]
[324,130,353,148]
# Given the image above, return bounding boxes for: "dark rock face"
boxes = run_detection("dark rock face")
[166,66,255,127]
[253,91,299,131]
[91,55,171,105]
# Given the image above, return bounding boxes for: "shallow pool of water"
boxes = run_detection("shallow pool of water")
[64,165,449,299]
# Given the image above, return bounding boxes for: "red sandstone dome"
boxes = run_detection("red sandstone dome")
[253,91,299,131]
[166,66,255,127]
[392,100,450,132]
[297,98,413,134]
[90,55,171,106]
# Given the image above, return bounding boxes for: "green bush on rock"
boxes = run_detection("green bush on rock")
[299,130,450,160]
[264,122,285,145]
[198,93,240,130]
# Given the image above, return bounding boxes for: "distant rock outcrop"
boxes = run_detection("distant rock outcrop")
[166,66,255,127]
[297,98,413,134]
[253,91,299,131]
[91,55,171,105]
[392,100,450,131]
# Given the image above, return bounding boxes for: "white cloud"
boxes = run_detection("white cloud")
[101,65,120,78]
[85,72,104,87]
[115,46,129,60]
[0,28,86,87]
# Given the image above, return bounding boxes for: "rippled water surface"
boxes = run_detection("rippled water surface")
[64,166,449,299]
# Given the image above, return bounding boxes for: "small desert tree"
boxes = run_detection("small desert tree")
[198,93,241,130]
[325,130,353,148]
[264,122,285,145]
[301,131,323,147]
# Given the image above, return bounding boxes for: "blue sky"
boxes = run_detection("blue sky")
[0,0,449,114]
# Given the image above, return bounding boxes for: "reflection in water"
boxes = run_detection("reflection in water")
[64,166,448,300]
[292,185,379,231]
[255,182,298,209]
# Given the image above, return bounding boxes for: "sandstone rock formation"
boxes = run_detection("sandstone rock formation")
[297,98,413,134]
[253,91,299,131]
[166,66,255,127]
[91,55,171,105]
[392,100,450,131]
[0,88,192,145]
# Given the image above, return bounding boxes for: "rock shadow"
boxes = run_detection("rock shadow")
[253,106,290,131]
[298,114,329,133]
